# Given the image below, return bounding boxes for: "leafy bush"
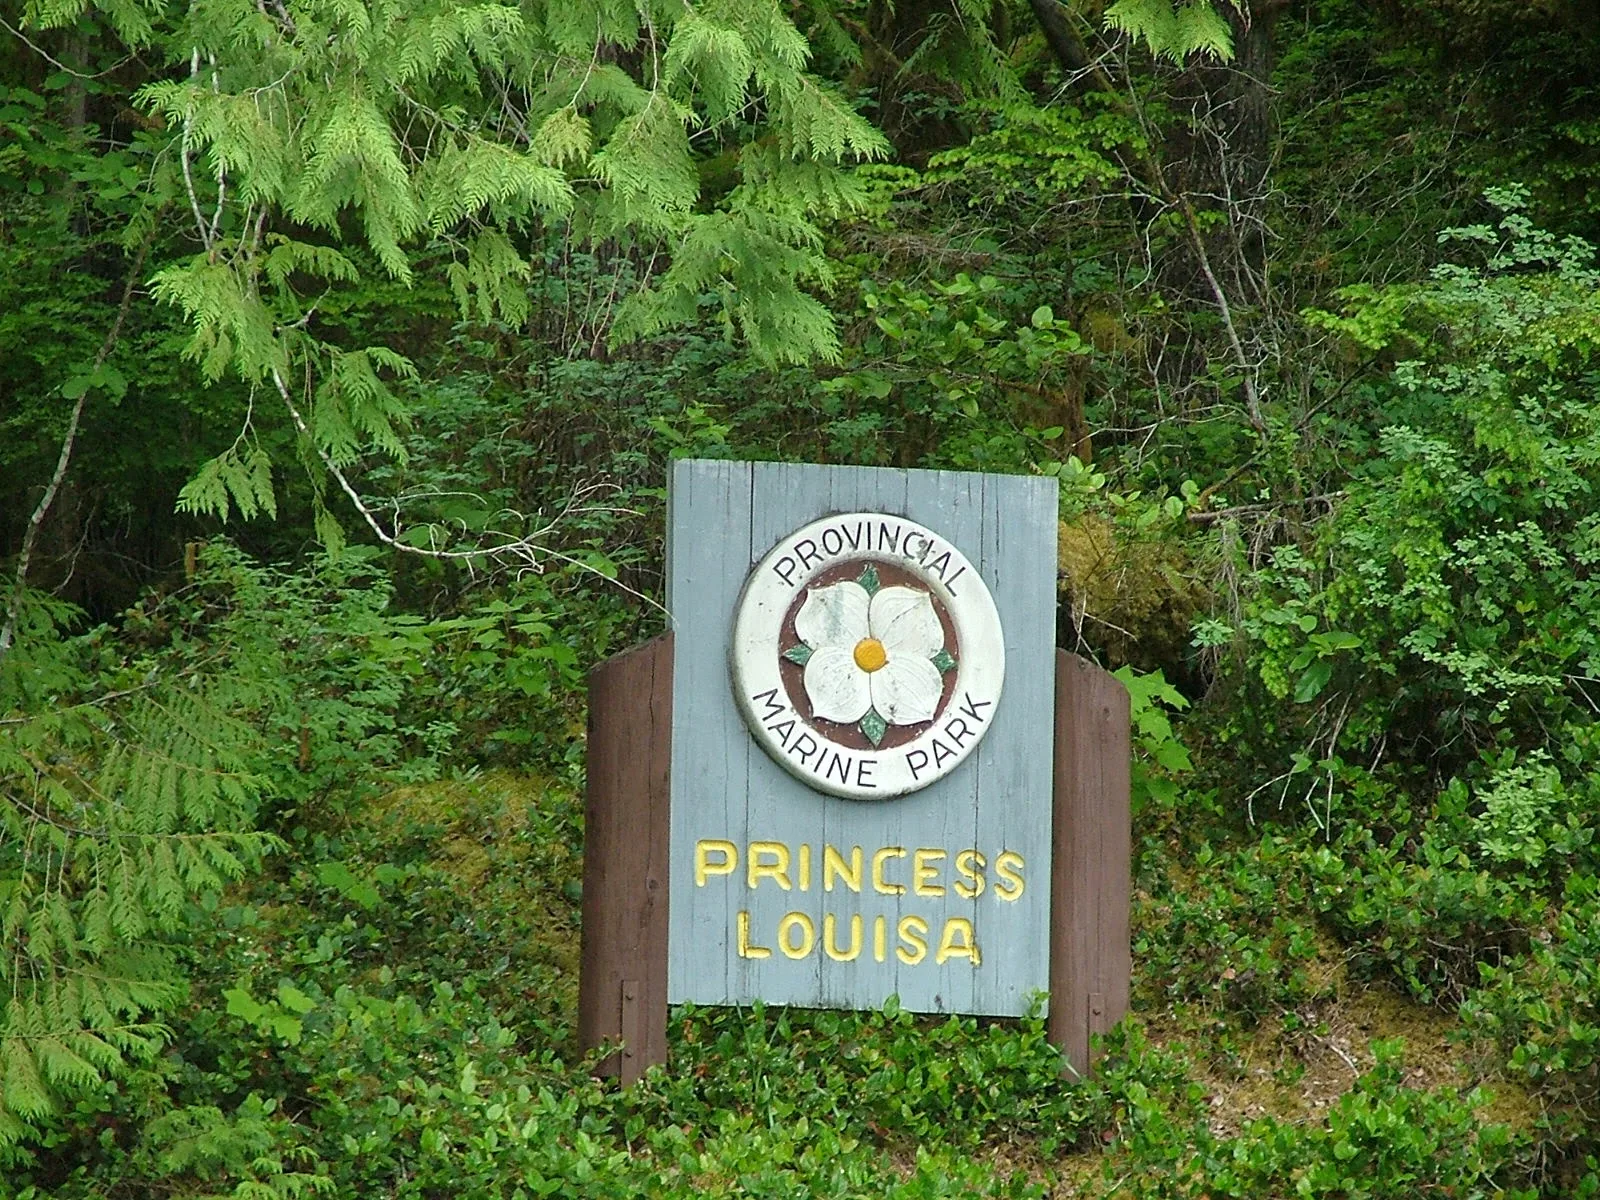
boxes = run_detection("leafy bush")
[1117,666,1194,813]
[655,1002,1095,1155]
[1308,829,1543,1007]
[1176,1040,1532,1199]
[1466,875,1600,1172]
[1134,835,1325,1019]
[1291,748,1594,1006]
[1234,190,1600,785]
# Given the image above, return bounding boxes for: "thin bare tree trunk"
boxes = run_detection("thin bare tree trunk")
[0,240,149,662]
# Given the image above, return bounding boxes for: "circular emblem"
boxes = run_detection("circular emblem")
[731,512,1005,799]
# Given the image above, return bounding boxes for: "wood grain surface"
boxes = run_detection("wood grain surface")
[665,460,1058,1016]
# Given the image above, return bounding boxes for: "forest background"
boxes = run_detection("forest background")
[4,0,1600,1196]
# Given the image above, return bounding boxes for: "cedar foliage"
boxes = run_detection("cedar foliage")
[13,0,891,548]
[0,624,272,1146]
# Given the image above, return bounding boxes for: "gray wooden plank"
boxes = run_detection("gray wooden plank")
[666,459,752,1004]
[975,471,1058,1015]
[667,459,1057,1015]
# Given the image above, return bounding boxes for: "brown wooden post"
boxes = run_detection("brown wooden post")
[1048,650,1132,1078]
[578,633,673,1083]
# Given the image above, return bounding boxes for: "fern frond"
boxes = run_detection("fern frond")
[290,95,423,281]
[148,259,282,382]
[1,672,271,1149]
[1103,0,1235,62]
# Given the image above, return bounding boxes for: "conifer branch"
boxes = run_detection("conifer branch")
[270,365,551,571]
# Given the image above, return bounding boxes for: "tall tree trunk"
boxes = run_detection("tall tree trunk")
[1218,0,1290,290]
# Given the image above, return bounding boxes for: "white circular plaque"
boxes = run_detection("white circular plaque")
[730,512,1005,799]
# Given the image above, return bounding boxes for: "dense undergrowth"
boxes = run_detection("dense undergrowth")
[11,248,1600,1194]
[7,761,1578,1200]
[2,539,1596,1198]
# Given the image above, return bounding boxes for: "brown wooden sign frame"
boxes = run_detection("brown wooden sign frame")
[579,634,1130,1082]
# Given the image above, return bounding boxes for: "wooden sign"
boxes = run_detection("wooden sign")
[580,459,1130,1083]
[668,460,1056,1016]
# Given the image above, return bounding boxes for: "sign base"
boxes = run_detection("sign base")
[1048,652,1132,1076]
[577,634,672,1082]
[579,640,1130,1080]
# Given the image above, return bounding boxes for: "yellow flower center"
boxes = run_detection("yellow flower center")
[853,637,888,672]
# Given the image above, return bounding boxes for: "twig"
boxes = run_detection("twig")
[182,49,213,250]
[1312,1030,1360,1077]
[1282,1006,1361,1078]
[1180,198,1264,430]
[206,54,226,246]
[1187,492,1344,524]
[0,14,132,79]
[268,363,660,604]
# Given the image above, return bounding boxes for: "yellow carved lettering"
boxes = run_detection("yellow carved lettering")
[798,843,812,891]
[777,911,815,959]
[695,839,737,886]
[873,915,887,962]
[823,913,862,961]
[896,915,928,965]
[824,844,863,892]
[994,851,1025,901]
[935,917,981,966]
[871,847,907,895]
[953,849,986,899]
[913,848,946,897]
[748,841,792,890]
[736,910,771,958]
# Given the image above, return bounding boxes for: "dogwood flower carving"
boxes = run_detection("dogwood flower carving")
[784,566,957,746]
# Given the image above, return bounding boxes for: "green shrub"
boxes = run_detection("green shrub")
[1105,1039,1533,1199]
[1465,874,1600,1173]
[1234,190,1600,776]
[1134,835,1325,1019]
[1307,828,1545,1006]
[1205,1039,1530,1199]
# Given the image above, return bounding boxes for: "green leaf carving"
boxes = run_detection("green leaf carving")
[858,564,881,595]
[783,643,814,665]
[932,648,957,673]
[860,708,887,747]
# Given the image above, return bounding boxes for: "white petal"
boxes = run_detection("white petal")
[795,581,871,650]
[804,644,873,724]
[870,655,942,725]
[869,587,944,658]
